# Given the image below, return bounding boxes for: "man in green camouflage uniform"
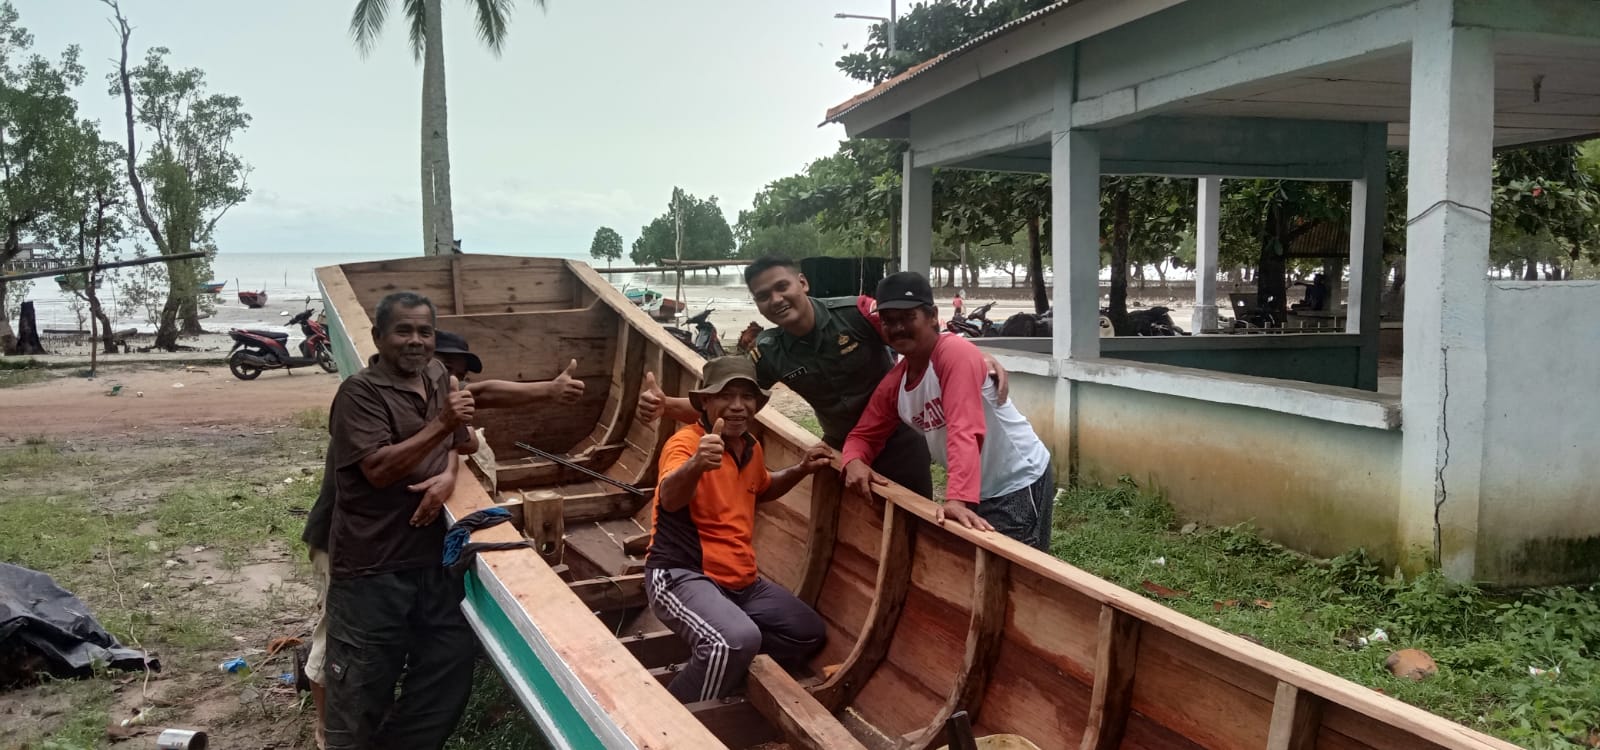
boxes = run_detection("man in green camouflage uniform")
[638,256,1008,498]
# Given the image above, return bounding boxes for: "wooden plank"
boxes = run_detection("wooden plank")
[1266,681,1323,750]
[898,548,1010,750]
[599,320,648,447]
[795,470,843,608]
[449,254,464,315]
[566,521,646,577]
[619,630,689,669]
[812,502,916,712]
[1080,605,1142,750]
[569,574,646,613]
[747,654,869,750]
[494,444,629,487]
[521,490,564,563]
[685,696,781,749]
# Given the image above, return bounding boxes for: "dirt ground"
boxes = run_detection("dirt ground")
[0,364,340,438]
[0,362,339,750]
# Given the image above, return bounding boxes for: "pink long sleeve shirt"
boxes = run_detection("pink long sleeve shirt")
[841,333,1050,504]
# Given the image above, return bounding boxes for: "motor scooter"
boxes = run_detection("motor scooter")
[227,309,338,380]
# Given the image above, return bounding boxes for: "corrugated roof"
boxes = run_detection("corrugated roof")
[823,1,1073,125]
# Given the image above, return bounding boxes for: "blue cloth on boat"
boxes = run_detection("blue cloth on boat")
[442,507,533,575]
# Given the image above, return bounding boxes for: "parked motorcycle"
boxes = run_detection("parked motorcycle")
[1000,308,1053,338]
[664,308,726,360]
[1100,306,1188,336]
[946,301,999,338]
[227,309,338,380]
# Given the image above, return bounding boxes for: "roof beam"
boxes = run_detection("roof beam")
[943,116,1377,180]
[831,0,1185,136]
[1071,2,1417,129]
[1455,0,1600,39]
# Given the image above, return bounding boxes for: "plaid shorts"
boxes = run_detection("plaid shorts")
[974,467,1056,551]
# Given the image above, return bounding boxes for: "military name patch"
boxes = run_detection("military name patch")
[781,366,808,382]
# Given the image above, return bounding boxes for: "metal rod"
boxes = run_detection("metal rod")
[514,442,647,496]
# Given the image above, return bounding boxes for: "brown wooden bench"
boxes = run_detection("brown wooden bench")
[746,654,868,750]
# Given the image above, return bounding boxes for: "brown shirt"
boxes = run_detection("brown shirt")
[327,357,459,579]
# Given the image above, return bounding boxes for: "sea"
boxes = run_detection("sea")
[13,249,763,334]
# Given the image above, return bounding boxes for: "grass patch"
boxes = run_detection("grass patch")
[447,662,552,750]
[0,440,64,475]
[0,365,51,388]
[1051,479,1600,749]
[152,478,317,567]
[789,412,822,438]
[292,407,328,431]
[31,678,114,749]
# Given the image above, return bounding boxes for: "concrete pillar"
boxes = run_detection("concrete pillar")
[1348,122,1387,390]
[901,151,933,277]
[1193,177,1221,333]
[1398,4,1493,579]
[1051,130,1102,363]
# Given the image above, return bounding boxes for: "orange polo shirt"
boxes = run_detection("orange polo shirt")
[645,422,772,590]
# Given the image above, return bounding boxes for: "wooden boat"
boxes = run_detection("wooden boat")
[54,273,101,290]
[202,280,226,295]
[316,254,1518,750]
[238,289,268,308]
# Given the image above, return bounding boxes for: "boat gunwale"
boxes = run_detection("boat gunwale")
[319,255,1521,750]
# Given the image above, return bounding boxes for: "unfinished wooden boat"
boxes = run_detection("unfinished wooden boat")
[316,254,1518,750]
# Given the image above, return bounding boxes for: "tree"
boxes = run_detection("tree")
[38,133,127,360]
[0,1,92,350]
[630,188,734,266]
[588,226,622,266]
[350,0,542,257]
[107,2,251,350]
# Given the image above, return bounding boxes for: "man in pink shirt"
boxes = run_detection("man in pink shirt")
[841,272,1055,550]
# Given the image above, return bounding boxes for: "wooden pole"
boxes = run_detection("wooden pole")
[0,250,208,283]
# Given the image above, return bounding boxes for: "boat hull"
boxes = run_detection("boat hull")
[318,255,1519,750]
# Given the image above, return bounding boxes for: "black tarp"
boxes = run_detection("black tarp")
[0,563,154,687]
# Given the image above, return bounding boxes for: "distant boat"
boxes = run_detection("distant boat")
[624,287,660,305]
[54,273,101,290]
[239,290,268,309]
[202,280,225,295]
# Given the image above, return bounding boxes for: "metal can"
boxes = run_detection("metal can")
[156,728,209,750]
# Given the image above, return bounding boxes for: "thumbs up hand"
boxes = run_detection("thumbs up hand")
[636,371,664,423]
[443,375,475,429]
[694,418,726,472]
[552,358,585,404]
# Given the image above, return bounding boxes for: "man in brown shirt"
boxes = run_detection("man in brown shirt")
[322,291,476,750]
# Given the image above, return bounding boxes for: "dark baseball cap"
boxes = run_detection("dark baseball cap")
[434,329,482,373]
[874,271,936,310]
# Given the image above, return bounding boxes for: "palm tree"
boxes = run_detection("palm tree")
[350,0,537,256]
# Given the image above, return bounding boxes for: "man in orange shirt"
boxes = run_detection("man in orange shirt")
[645,356,832,703]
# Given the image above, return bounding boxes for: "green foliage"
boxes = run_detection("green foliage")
[113,46,249,294]
[629,187,735,265]
[1052,480,1600,749]
[588,225,623,266]
[0,1,100,340]
[836,0,1057,85]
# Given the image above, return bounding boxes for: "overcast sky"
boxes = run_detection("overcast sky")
[20,0,883,257]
